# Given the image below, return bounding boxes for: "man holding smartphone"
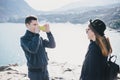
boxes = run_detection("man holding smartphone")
[20,15,56,80]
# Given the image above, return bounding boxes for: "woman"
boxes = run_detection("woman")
[80,19,112,80]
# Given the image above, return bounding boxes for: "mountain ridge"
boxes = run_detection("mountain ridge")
[0,0,120,29]
[0,0,40,22]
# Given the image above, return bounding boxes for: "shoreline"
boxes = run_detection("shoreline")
[0,62,120,80]
[0,62,81,80]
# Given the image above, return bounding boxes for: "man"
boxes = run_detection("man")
[20,15,56,80]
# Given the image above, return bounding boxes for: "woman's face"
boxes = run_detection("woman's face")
[86,26,95,41]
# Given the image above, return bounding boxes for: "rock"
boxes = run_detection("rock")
[52,77,64,80]
[117,30,120,32]
[7,72,12,74]
[7,78,12,80]
[0,63,19,71]
[64,68,72,72]
[5,67,13,71]
[0,66,9,71]
[9,63,18,67]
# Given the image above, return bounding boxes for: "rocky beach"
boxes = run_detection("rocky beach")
[0,61,120,80]
[0,62,82,80]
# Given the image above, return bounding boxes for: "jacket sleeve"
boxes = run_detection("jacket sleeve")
[86,47,102,80]
[43,32,56,48]
[20,34,40,54]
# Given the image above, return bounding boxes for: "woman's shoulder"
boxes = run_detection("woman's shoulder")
[88,41,102,56]
[89,41,99,50]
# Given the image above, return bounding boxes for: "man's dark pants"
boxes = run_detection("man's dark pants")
[28,66,49,80]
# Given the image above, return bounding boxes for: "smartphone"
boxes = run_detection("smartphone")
[39,26,46,31]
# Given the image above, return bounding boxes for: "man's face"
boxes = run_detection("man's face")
[26,20,39,32]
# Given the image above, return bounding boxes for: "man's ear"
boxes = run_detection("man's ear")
[26,23,29,27]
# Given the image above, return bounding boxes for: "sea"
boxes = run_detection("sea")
[0,22,120,66]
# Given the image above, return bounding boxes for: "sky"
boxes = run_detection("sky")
[25,0,120,11]
[25,0,79,11]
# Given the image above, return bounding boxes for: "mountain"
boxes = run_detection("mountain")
[54,0,120,12]
[36,3,120,29]
[74,3,120,28]
[10,3,120,29]
[1,0,120,29]
[0,0,40,22]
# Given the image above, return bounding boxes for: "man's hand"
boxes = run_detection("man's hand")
[43,24,50,33]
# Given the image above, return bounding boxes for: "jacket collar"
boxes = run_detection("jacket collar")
[25,30,37,37]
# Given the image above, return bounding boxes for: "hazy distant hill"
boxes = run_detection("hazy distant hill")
[77,4,120,29]
[0,0,120,29]
[53,0,120,14]
[0,0,40,22]
[36,3,120,29]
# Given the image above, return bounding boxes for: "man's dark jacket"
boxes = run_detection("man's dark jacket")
[20,30,56,69]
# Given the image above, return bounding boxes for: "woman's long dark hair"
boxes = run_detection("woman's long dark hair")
[89,24,112,56]
[95,34,112,56]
